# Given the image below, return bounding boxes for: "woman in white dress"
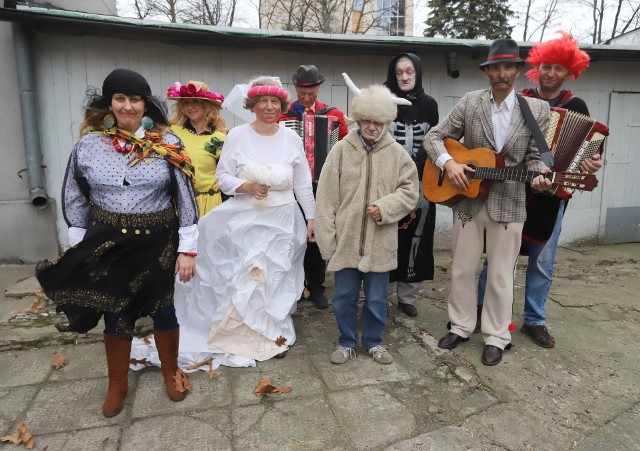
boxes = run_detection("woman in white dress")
[132,77,315,369]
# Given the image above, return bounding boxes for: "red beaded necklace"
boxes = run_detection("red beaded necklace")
[111,137,137,154]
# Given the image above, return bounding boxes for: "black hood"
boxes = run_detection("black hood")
[384,53,438,125]
[385,52,425,101]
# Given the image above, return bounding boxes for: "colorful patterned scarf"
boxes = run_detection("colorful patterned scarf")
[101,127,195,181]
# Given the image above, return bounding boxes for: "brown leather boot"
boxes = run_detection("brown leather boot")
[102,333,132,417]
[154,328,191,402]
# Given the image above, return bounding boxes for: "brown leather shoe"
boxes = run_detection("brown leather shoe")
[481,345,503,366]
[521,324,555,348]
[438,332,469,349]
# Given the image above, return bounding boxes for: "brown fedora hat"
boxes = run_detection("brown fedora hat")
[291,65,325,87]
[479,38,524,68]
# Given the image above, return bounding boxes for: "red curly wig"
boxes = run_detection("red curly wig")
[525,31,590,83]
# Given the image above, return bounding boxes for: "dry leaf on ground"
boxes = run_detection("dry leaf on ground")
[253,377,292,397]
[0,422,36,449]
[302,287,310,299]
[275,336,287,347]
[129,358,153,367]
[30,298,43,314]
[186,357,213,370]
[186,357,217,378]
[173,370,192,392]
[52,353,67,369]
[8,310,21,319]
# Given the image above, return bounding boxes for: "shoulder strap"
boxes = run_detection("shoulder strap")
[555,90,574,108]
[516,94,554,168]
[316,106,336,115]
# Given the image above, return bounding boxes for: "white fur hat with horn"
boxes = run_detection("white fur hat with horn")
[342,72,411,125]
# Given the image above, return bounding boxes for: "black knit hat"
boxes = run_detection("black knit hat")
[89,68,168,126]
[102,68,152,99]
[479,38,524,68]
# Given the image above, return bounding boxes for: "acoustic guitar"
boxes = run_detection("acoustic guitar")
[423,139,598,207]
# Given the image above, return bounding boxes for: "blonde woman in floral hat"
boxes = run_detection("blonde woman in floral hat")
[168,81,228,217]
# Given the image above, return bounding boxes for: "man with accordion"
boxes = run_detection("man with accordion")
[477,32,604,349]
[278,65,349,310]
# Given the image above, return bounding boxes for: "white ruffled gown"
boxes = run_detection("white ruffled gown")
[131,124,314,371]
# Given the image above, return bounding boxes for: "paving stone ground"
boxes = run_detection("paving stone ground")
[0,244,638,450]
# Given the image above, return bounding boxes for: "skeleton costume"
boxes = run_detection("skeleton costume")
[384,53,439,299]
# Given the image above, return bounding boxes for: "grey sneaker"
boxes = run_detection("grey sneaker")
[331,346,356,364]
[368,345,393,364]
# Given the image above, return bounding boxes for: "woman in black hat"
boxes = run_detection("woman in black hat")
[36,68,198,417]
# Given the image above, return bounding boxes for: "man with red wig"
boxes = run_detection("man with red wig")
[477,31,603,348]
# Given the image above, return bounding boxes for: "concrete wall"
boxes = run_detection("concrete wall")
[1,22,638,260]
[0,22,58,262]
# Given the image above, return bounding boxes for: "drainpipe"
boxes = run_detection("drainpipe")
[12,22,48,208]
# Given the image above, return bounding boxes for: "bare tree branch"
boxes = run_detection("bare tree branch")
[617,0,640,35]
[522,0,534,41]
[133,0,152,19]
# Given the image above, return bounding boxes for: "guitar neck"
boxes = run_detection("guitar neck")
[474,167,552,183]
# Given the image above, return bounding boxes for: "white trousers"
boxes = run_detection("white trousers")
[448,203,523,349]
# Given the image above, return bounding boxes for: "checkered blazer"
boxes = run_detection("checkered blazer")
[423,89,550,223]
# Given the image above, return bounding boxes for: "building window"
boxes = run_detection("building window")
[377,0,405,36]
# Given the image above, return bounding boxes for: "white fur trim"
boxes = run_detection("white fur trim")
[351,85,398,124]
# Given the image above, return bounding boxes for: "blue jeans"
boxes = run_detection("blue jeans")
[332,269,389,349]
[478,201,565,326]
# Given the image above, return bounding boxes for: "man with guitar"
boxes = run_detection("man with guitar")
[278,65,349,310]
[477,32,602,349]
[423,38,553,366]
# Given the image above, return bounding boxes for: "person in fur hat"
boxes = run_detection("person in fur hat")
[476,31,602,349]
[315,76,419,365]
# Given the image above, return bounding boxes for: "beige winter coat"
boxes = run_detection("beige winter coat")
[315,130,419,273]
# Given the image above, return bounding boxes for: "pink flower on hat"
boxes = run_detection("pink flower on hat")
[166,81,224,103]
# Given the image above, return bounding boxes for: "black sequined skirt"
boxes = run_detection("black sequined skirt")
[36,206,179,339]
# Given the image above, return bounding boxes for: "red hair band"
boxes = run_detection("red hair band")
[525,30,590,83]
[488,53,520,60]
[247,85,289,101]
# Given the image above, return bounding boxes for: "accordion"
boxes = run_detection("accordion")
[545,107,609,198]
[282,114,341,182]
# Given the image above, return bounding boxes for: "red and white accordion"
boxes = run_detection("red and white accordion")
[282,114,341,182]
[546,107,609,199]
